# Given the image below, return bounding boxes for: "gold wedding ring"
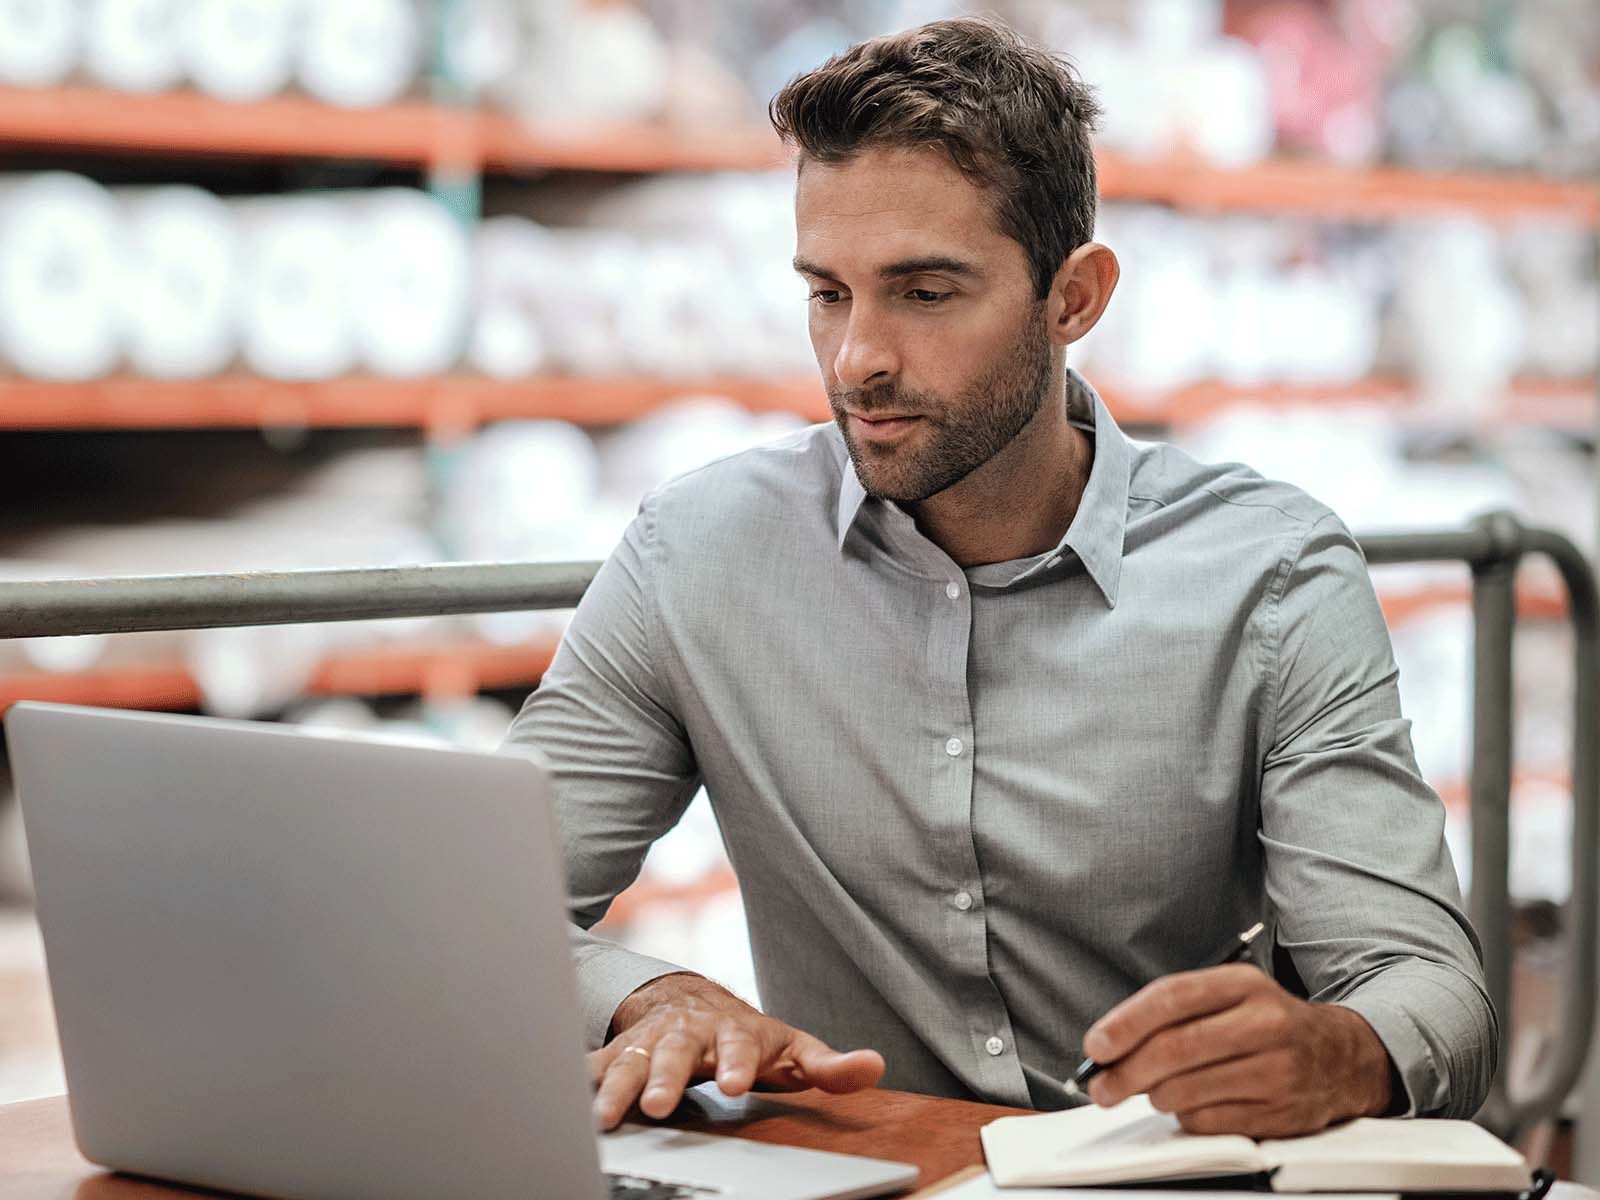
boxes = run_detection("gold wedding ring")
[621,1045,651,1062]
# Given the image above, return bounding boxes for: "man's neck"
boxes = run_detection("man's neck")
[904,389,1095,569]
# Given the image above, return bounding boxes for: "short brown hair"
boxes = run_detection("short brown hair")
[769,16,1101,300]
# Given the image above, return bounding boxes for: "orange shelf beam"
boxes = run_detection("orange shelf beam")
[0,85,481,169]
[598,865,742,929]
[1434,768,1573,814]
[1378,582,1568,627]
[1,86,1596,224]
[0,633,561,715]
[1097,152,1600,225]
[0,374,1590,434]
[480,111,786,174]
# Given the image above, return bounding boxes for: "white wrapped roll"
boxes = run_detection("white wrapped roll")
[186,622,329,718]
[518,2,666,123]
[0,174,123,381]
[437,419,600,562]
[1177,38,1274,168]
[0,0,78,86]
[84,0,184,92]
[466,216,555,377]
[298,0,420,108]
[467,303,545,379]
[236,194,357,381]
[598,398,775,499]
[118,185,240,378]
[537,228,634,375]
[440,0,520,99]
[345,189,470,376]
[1396,220,1525,420]
[180,0,298,102]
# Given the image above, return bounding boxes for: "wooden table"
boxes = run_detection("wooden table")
[0,1086,1031,1199]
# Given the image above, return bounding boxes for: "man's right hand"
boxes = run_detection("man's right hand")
[588,972,886,1130]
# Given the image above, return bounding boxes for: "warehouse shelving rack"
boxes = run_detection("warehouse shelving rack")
[4,85,1598,221]
[0,83,1592,778]
[0,373,1591,437]
[0,86,1594,435]
[0,512,1594,1141]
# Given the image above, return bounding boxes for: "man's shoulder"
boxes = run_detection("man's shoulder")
[1127,436,1345,544]
[641,420,846,545]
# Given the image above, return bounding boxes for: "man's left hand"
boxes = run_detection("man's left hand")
[1081,964,1393,1136]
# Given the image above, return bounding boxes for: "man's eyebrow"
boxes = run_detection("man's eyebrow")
[791,255,982,280]
[877,255,980,280]
[792,256,835,278]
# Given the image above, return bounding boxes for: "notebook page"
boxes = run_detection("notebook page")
[1261,1117,1531,1192]
[981,1095,1265,1188]
[921,1170,1387,1200]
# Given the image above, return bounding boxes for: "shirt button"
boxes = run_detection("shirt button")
[953,890,973,910]
[1046,556,1061,568]
[985,1036,1005,1056]
[945,581,960,600]
[945,737,963,757]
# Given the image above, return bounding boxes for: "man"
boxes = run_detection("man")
[504,16,1494,1138]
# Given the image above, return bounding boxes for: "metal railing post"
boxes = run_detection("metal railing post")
[1466,514,1523,1135]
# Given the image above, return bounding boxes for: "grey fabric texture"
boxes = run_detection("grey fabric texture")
[502,368,1495,1119]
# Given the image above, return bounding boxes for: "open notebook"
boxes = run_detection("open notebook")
[980,1095,1532,1191]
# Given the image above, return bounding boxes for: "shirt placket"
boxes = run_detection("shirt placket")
[930,573,1029,1106]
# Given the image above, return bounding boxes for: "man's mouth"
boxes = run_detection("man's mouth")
[847,412,923,443]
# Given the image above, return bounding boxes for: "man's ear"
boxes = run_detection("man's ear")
[1046,242,1120,347]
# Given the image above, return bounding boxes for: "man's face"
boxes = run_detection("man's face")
[793,145,1053,503]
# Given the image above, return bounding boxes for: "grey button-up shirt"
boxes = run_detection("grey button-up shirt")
[504,368,1495,1120]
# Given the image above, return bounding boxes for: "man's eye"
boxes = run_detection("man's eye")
[809,289,843,304]
[908,289,951,304]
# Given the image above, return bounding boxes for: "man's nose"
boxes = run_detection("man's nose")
[832,307,898,390]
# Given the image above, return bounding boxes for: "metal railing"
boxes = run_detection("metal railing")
[0,511,1594,1139]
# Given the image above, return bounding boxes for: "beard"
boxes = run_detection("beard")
[829,302,1054,504]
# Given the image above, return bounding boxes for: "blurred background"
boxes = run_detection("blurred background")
[0,0,1595,1168]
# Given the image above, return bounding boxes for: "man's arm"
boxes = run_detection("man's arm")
[502,498,884,1129]
[1258,513,1496,1117]
[1082,513,1495,1131]
[503,502,705,1046]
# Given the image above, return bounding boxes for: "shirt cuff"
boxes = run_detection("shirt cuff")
[572,935,694,1049]
[1331,992,1440,1118]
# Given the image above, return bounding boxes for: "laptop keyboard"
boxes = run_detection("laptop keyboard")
[604,1171,724,1198]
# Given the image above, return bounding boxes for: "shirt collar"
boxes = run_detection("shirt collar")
[834,367,1131,607]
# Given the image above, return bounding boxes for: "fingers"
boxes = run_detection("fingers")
[1177,1101,1310,1139]
[712,1024,765,1095]
[1083,963,1264,1064]
[1145,1049,1293,1115]
[1089,1000,1275,1106]
[591,1016,885,1132]
[789,1039,887,1094]
[752,1035,884,1094]
[592,1043,655,1131]
[640,1030,706,1119]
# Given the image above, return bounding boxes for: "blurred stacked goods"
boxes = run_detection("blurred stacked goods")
[0,0,518,106]
[0,173,816,381]
[0,170,1592,395]
[2,1,1595,176]
[1038,0,1599,177]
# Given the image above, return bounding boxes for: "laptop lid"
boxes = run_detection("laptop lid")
[7,701,606,1200]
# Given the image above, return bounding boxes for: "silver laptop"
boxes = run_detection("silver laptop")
[6,702,918,1200]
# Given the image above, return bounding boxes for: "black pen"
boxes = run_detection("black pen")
[1063,920,1266,1098]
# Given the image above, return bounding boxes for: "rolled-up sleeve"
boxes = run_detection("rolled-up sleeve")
[1260,513,1497,1118]
[502,495,702,1048]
